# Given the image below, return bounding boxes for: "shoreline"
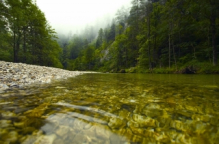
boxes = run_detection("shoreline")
[0,61,93,92]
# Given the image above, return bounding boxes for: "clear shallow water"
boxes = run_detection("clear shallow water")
[0,73,219,144]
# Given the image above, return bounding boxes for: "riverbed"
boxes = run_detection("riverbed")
[0,73,219,143]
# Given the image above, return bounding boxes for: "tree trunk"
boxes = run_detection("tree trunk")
[169,34,171,68]
[173,45,177,70]
[125,47,127,68]
[147,16,152,70]
[16,39,20,62]
[172,33,177,70]
[211,14,217,66]
[23,29,26,62]
[154,34,157,67]
[13,32,17,62]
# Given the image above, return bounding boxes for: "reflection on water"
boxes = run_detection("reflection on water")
[0,73,219,144]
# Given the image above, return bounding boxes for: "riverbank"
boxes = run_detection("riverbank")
[119,63,219,74]
[0,61,91,92]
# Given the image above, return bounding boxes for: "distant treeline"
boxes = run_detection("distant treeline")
[0,0,62,68]
[1,0,219,73]
[58,0,219,73]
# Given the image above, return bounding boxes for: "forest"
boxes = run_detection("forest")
[0,0,62,68]
[1,0,219,73]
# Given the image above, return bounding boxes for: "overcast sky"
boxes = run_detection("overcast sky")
[36,0,132,34]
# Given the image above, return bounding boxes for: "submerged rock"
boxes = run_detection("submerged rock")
[56,126,70,138]
[132,114,156,127]
[0,120,12,128]
[142,109,163,118]
[1,111,16,117]
[4,131,18,143]
[108,117,126,129]
[95,125,111,139]
[35,134,56,144]
[14,122,25,128]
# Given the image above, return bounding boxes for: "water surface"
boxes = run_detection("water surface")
[0,74,219,144]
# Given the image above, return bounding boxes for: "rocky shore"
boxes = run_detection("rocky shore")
[0,61,89,92]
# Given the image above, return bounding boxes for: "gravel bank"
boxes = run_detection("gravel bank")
[0,61,91,92]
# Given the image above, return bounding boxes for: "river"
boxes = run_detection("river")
[0,73,219,143]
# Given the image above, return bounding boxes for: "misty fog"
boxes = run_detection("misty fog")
[36,0,132,36]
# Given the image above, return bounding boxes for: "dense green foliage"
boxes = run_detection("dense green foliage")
[0,0,62,68]
[2,0,218,73]
[60,0,219,73]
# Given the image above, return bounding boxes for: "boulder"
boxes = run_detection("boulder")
[178,66,196,74]
[119,69,126,73]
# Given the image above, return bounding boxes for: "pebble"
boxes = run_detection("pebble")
[0,61,93,91]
